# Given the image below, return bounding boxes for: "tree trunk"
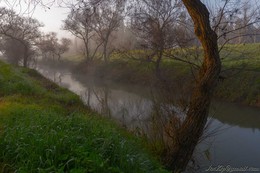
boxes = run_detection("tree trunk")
[23,45,29,68]
[84,36,90,63]
[155,48,164,81]
[103,40,108,63]
[167,0,221,172]
[103,33,110,64]
[155,53,162,79]
[85,42,90,63]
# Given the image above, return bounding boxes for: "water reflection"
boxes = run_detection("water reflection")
[37,65,260,171]
[211,102,260,130]
[38,66,154,131]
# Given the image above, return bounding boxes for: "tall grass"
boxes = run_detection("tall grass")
[0,60,168,173]
[0,111,167,172]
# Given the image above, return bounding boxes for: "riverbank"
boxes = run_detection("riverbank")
[68,44,260,107]
[0,60,168,172]
[35,58,260,172]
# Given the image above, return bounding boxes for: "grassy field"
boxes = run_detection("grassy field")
[215,44,260,106]
[69,43,260,107]
[0,60,168,173]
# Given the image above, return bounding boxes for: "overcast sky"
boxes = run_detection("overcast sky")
[0,1,72,39]
[1,0,258,39]
[32,6,72,38]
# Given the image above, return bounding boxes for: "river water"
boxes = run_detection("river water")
[37,64,260,172]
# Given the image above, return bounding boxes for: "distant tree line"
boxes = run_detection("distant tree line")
[62,0,260,74]
[0,7,71,67]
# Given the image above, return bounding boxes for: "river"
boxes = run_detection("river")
[36,64,260,172]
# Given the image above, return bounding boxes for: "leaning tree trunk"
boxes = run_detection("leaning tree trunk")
[167,0,221,172]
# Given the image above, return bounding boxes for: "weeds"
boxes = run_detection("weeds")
[0,60,168,173]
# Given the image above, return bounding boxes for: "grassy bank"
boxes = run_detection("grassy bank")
[0,61,168,173]
[70,44,260,107]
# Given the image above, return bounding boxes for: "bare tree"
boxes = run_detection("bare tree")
[129,0,184,79]
[202,0,260,81]
[0,7,42,67]
[38,32,57,60]
[38,32,71,61]
[62,2,103,63]
[92,0,126,63]
[205,0,260,47]
[63,0,125,63]
[0,37,25,65]
[56,38,71,61]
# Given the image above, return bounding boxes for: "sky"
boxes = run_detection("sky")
[0,0,258,39]
[0,1,72,39]
[32,6,72,38]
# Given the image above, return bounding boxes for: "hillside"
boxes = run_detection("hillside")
[0,60,168,173]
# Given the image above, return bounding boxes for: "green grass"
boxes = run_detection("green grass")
[216,44,260,106]
[63,54,85,63]
[0,60,168,173]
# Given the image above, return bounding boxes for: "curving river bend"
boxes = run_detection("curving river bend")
[36,64,260,172]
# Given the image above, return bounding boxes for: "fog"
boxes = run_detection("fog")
[0,0,71,39]
[1,0,260,172]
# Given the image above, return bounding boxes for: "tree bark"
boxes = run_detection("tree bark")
[103,39,108,63]
[23,44,29,68]
[155,49,163,80]
[167,0,221,172]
